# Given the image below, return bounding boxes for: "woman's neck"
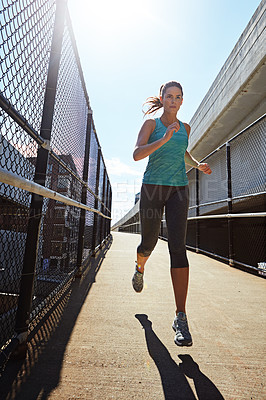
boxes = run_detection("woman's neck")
[160,112,178,126]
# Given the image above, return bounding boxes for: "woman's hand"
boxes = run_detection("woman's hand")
[162,121,180,143]
[198,163,212,175]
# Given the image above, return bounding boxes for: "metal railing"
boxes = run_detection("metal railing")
[0,0,112,366]
[114,115,266,276]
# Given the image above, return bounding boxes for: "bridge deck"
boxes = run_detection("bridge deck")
[2,232,265,400]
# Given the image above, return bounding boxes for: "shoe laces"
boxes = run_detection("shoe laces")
[177,315,189,335]
[134,271,142,280]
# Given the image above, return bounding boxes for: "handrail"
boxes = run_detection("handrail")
[0,92,110,214]
[0,167,111,220]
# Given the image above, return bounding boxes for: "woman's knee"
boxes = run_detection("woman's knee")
[137,244,153,258]
[169,246,189,268]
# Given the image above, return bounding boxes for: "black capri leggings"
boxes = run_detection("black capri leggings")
[137,183,189,268]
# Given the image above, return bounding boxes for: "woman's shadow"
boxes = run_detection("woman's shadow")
[135,314,224,400]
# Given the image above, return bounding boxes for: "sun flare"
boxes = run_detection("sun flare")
[72,0,161,41]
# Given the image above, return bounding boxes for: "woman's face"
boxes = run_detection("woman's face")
[160,86,183,114]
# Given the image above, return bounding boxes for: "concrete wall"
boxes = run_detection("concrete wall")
[112,200,139,231]
[188,0,266,160]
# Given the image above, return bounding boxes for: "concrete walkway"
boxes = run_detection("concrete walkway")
[1,232,265,400]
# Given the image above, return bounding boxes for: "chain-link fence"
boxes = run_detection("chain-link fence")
[185,115,265,275]
[114,115,266,276]
[0,0,111,364]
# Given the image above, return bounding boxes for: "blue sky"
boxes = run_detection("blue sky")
[67,0,261,223]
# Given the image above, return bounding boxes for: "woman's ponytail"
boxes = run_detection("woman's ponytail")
[142,96,163,116]
[143,81,183,117]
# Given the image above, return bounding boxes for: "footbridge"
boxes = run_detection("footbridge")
[1,232,266,400]
[0,1,265,399]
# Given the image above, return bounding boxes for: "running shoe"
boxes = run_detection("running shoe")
[172,312,193,346]
[132,263,144,293]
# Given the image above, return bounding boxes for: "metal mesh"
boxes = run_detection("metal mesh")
[186,220,196,248]
[83,128,99,250]
[0,0,56,131]
[198,219,229,258]
[0,1,112,352]
[82,124,98,253]
[229,118,266,269]
[199,146,228,216]
[187,168,196,218]
[233,217,266,268]
[0,0,55,347]
[87,128,98,194]
[119,213,139,234]
[1,113,38,178]
[96,158,105,245]
[39,158,82,273]
[50,19,88,178]
[189,117,266,269]
[0,113,36,348]
[231,118,265,198]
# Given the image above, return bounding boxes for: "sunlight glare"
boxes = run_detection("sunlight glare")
[78,0,159,40]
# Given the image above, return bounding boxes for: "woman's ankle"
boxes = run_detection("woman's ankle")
[136,262,144,274]
[137,253,149,264]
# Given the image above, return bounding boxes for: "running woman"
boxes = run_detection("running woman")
[132,81,212,346]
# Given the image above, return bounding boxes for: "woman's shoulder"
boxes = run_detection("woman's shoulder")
[142,118,157,134]
[181,121,191,137]
[143,118,157,129]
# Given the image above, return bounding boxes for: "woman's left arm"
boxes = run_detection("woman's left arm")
[183,123,212,175]
[184,151,212,175]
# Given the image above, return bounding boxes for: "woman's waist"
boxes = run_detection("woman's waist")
[146,157,185,171]
[143,163,188,182]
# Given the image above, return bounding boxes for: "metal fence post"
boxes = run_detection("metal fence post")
[105,179,111,237]
[91,147,101,254]
[226,142,234,266]
[106,182,112,236]
[103,178,107,238]
[103,173,107,241]
[160,220,164,238]
[195,169,200,253]
[99,168,106,243]
[108,186,112,235]
[75,110,92,276]
[104,181,109,238]
[14,0,67,352]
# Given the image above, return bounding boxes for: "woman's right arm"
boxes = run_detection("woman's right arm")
[133,120,178,161]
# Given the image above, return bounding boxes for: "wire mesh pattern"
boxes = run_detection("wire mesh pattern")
[0,0,56,131]
[231,118,265,199]
[198,146,228,216]
[50,18,88,178]
[116,115,265,275]
[87,128,99,195]
[187,168,196,218]
[0,1,112,353]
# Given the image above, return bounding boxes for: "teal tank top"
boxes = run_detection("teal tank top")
[142,118,189,186]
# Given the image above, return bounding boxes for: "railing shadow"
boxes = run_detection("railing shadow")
[135,314,225,400]
[0,235,113,400]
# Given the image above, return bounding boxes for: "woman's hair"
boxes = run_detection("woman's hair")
[143,81,183,116]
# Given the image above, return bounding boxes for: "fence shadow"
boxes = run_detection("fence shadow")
[135,314,225,400]
[0,235,113,400]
